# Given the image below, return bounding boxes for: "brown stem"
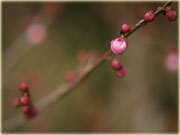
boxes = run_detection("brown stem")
[3,1,173,132]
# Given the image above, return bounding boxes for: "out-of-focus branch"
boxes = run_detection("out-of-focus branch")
[3,1,173,132]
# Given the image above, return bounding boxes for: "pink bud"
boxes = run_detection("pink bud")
[13,98,21,107]
[144,11,155,22]
[22,106,31,119]
[79,67,86,77]
[30,107,37,117]
[111,58,122,70]
[22,106,31,113]
[166,10,177,22]
[25,23,47,45]
[116,67,127,77]
[65,70,76,82]
[77,50,87,63]
[20,94,30,106]
[19,83,28,92]
[121,24,131,33]
[165,51,178,73]
[111,37,128,56]
[22,106,37,119]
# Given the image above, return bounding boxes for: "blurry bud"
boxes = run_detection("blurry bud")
[19,83,28,92]
[13,98,21,107]
[165,47,178,73]
[116,67,127,77]
[65,70,76,82]
[20,94,30,106]
[166,10,177,22]
[111,58,122,70]
[25,23,47,45]
[77,50,88,64]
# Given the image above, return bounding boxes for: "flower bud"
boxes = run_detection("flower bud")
[77,50,87,64]
[13,98,21,107]
[22,106,31,113]
[65,70,76,82]
[111,58,122,70]
[116,67,127,77]
[19,83,28,92]
[166,10,177,22]
[121,24,131,33]
[165,49,178,73]
[20,94,30,106]
[111,37,128,56]
[144,11,155,22]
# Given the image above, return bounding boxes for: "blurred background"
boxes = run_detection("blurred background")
[2,2,178,133]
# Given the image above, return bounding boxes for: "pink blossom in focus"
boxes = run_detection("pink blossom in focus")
[111,37,128,55]
[25,23,47,45]
[165,51,178,73]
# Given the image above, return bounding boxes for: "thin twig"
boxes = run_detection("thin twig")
[3,1,173,132]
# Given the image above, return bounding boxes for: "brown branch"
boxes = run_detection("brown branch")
[3,1,173,132]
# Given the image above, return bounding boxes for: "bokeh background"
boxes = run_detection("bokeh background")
[2,2,178,133]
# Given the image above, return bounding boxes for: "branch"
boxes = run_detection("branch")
[3,1,173,132]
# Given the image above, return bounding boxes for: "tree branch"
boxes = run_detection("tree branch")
[3,1,173,132]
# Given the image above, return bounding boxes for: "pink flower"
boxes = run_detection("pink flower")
[25,23,47,45]
[65,70,76,82]
[19,83,28,92]
[22,106,37,119]
[20,94,30,106]
[144,11,155,22]
[77,50,88,64]
[165,51,178,73]
[13,98,21,107]
[121,24,131,33]
[111,37,128,56]
[166,10,177,22]
[111,58,122,70]
[116,67,127,77]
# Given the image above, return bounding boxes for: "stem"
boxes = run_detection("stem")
[3,1,173,132]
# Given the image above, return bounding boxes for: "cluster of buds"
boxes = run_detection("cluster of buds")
[12,83,36,119]
[110,5,177,74]
[143,5,177,23]
[111,58,127,77]
[111,23,130,56]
